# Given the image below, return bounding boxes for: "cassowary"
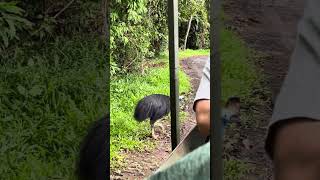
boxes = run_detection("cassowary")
[134,94,241,139]
[134,94,170,139]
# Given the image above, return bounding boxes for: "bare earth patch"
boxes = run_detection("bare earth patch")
[111,0,305,179]
[110,57,208,180]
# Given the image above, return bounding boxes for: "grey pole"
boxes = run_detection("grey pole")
[168,0,180,150]
[210,0,223,179]
[104,0,111,175]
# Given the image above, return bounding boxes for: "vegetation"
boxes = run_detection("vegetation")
[1,1,107,179]
[224,159,250,180]
[110,28,261,175]
[110,0,209,75]
[1,0,262,178]
[110,52,193,169]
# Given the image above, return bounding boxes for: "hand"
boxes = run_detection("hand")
[195,100,210,137]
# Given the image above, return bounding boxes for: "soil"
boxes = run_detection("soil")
[111,0,306,179]
[110,56,208,180]
[223,0,305,179]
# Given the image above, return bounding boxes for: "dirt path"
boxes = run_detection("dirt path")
[225,0,305,100]
[110,57,209,180]
[223,0,305,179]
[112,0,306,179]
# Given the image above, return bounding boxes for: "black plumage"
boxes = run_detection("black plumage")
[134,94,170,138]
[134,94,170,123]
[134,94,241,139]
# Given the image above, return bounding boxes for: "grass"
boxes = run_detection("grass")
[110,58,191,168]
[179,49,210,59]
[0,35,107,179]
[111,28,261,180]
[110,27,261,173]
[224,159,250,180]
[183,28,260,103]
[220,29,260,102]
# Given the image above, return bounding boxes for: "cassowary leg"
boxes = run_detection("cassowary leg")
[150,122,158,139]
[156,122,165,133]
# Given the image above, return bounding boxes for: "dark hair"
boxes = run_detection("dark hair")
[76,114,109,180]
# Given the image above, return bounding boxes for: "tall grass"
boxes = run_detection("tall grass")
[110,60,191,168]
[110,28,261,177]
[0,35,107,179]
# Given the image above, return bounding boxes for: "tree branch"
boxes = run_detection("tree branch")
[53,0,76,19]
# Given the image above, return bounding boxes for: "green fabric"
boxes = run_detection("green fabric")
[147,142,210,180]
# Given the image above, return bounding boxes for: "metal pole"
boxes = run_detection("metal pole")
[104,0,111,175]
[168,0,180,150]
[210,0,223,179]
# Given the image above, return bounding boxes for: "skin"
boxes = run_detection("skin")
[195,100,320,180]
[194,99,210,136]
[273,118,320,180]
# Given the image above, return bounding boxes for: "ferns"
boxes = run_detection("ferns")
[0,2,32,48]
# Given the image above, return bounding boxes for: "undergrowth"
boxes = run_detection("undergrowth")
[110,28,261,172]
[110,58,191,168]
[0,35,107,179]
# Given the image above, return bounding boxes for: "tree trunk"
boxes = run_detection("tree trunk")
[183,15,193,50]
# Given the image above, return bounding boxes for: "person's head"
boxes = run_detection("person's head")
[76,114,109,180]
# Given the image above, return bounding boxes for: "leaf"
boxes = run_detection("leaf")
[29,85,42,97]
[0,2,24,15]
[5,14,33,27]
[0,31,8,47]
[27,58,34,66]
[17,85,26,95]
[5,18,16,38]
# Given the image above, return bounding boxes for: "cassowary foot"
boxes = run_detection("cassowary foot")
[151,128,159,139]
[156,123,165,133]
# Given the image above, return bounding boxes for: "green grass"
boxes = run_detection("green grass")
[179,49,210,59]
[110,28,260,172]
[110,60,191,168]
[220,29,260,102]
[0,35,107,179]
[181,29,260,102]
[224,159,250,180]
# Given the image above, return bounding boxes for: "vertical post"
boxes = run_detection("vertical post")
[103,0,111,176]
[168,0,180,150]
[210,0,223,180]
[103,0,110,119]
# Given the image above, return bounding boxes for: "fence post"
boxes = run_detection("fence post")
[168,0,180,150]
[210,0,223,179]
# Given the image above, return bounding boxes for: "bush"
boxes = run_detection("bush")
[110,0,210,74]
[0,35,107,179]
[0,2,32,48]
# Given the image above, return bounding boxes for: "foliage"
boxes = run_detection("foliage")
[224,159,249,180]
[0,2,32,48]
[110,27,261,170]
[147,0,168,56]
[0,0,107,179]
[0,0,103,49]
[110,56,191,169]
[0,35,107,179]
[179,0,209,49]
[110,0,210,74]
[111,0,152,74]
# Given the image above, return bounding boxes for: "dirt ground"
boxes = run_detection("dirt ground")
[223,0,305,179]
[224,0,305,100]
[110,56,208,180]
[111,0,306,179]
